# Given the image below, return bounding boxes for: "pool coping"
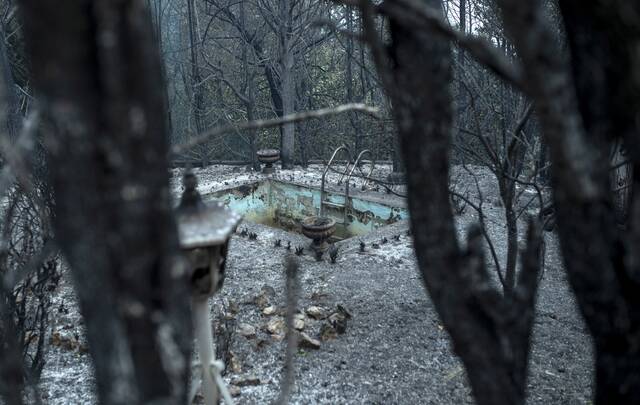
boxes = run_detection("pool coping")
[202,176,407,210]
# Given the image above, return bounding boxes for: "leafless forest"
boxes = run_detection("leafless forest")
[0,0,638,404]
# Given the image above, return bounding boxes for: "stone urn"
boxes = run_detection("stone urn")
[257,149,280,174]
[301,216,336,253]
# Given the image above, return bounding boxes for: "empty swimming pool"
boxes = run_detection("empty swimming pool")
[206,180,407,240]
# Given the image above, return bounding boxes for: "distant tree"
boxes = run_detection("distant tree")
[202,0,333,168]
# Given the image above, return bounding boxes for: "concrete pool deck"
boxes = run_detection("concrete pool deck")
[170,163,408,210]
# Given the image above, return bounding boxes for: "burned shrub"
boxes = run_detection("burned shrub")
[329,246,339,264]
[0,185,60,400]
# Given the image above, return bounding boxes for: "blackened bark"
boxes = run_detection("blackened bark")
[557,2,640,402]
[187,0,205,135]
[0,29,19,140]
[367,1,543,404]
[19,1,191,404]
[503,200,518,294]
[278,0,295,169]
[595,351,640,403]
[497,1,640,403]
[0,300,24,405]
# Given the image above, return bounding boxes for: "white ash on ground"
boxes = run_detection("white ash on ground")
[35,164,591,404]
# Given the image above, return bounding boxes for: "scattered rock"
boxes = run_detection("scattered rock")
[51,329,80,351]
[262,305,277,316]
[230,352,242,373]
[305,306,327,320]
[293,314,305,331]
[232,375,261,387]
[228,385,241,397]
[254,285,275,309]
[237,323,256,339]
[320,323,337,341]
[328,313,348,334]
[265,318,285,335]
[228,300,240,314]
[255,295,269,309]
[261,285,276,296]
[298,332,321,350]
[328,305,352,334]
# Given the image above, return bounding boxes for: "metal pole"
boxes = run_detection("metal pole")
[193,297,219,405]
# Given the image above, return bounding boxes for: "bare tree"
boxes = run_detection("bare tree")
[18,1,192,404]
[352,0,544,404]
[495,1,640,402]
[359,0,640,402]
[0,183,59,405]
[202,0,332,167]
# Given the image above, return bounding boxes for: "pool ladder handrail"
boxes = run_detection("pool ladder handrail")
[346,149,376,196]
[320,145,353,223]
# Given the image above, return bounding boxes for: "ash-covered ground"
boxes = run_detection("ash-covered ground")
[38,164,592,404]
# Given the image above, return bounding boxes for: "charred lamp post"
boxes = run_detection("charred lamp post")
[176,171,242,405]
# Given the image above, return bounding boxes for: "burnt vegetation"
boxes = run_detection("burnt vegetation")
[0,0,636,404]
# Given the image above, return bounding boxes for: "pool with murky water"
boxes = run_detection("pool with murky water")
[205,180,408,241]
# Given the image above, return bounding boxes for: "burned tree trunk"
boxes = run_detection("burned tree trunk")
[0,28,18,141]
[364,1,543,404]
[278,0,296,169]
[557,3,640,403]
[187,0,205,136]
[609,141,632,225]
[19,1,192,404]
[496,0,640,402]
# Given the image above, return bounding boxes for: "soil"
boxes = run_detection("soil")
[36,164,592,404]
